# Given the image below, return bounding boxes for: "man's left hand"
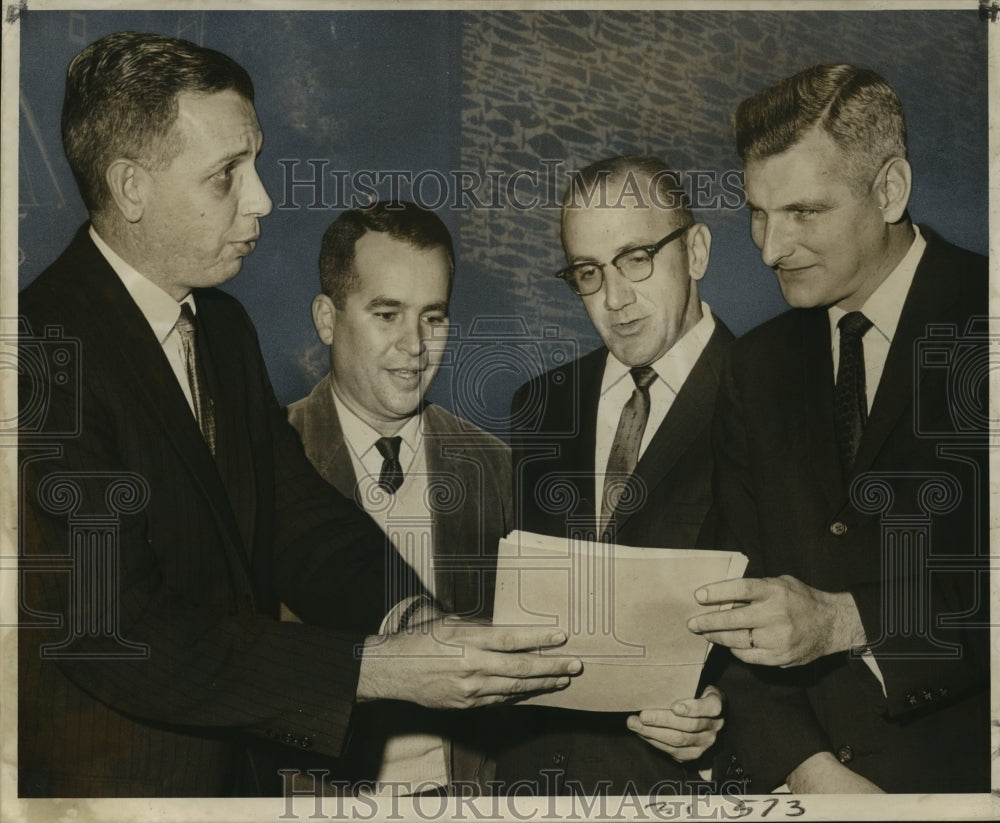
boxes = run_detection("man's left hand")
[626,685,724,761]
[685,576,866,667]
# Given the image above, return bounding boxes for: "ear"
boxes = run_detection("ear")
[105,159,147,223]
[875,157,912,224]
[684,222,712,282]
[311,293,337,345]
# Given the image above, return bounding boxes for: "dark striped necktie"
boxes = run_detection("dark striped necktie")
[601,365,657,530]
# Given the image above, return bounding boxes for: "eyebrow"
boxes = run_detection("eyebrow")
[365,297,449,313]
[365,297,404,310]
[209,147,254,171]
[745,198,831,212]
[570,238,659,265]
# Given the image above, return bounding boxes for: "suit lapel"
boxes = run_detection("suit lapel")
[575,349,604,518]
[195,293,258,553]
[616,322,731,531]
[852,238,958,477]
[75,233,250,561]
[799,308,848,512]
[423,407,462,612]
[295,374,358,500]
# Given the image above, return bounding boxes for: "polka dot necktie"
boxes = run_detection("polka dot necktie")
[833,311,873,472]
[375,435,404,494]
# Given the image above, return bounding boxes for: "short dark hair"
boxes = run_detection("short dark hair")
[62,30,255,214]
[319,201,455,308]
[733,64,907,192]
[562,155,694,230]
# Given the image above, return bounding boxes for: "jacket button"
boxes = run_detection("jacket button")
[829,521,848,536]
[906,693,918,706]
[300,736,313,749]
[922,690,934,702]
[552,750,565,765]
[836,745,854,764]
[938,688,948,698]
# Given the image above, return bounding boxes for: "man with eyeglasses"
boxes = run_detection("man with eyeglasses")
[492,155,734,795]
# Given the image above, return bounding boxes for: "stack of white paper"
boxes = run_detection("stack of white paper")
[492,530,748,711]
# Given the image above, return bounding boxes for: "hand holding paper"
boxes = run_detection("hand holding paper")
[686,575,868,667]
[626,684,725,762]
[357,618,582,709]
[492,531,747,711]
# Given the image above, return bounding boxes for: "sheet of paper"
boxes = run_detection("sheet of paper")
[492,531,748,711]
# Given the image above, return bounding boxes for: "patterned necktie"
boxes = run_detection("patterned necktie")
[174,303,216,455]
[601,365,658,530]
[833,311,873,472]
[375,435,404,494]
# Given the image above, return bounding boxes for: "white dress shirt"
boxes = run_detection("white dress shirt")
[594,302,716,512]
[330,390,447,793]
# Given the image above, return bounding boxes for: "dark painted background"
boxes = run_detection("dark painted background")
[17,9,988,437]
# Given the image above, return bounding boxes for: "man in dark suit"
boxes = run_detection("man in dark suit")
[285,201,512,794]
[688,64,989,793]
[493,156,732,795]
[17,31,577,798]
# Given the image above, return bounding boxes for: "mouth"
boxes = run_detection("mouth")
[775,264,813,277]
[230,237,259,255]
[611,316,648,334]
[388,368,425,381]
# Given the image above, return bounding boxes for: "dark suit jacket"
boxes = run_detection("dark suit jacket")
[708,230,989,793]
[286,374,512,791]
[18,226,424,797]
[493,319,734,795]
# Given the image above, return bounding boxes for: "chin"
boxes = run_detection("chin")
[778,287,820,310]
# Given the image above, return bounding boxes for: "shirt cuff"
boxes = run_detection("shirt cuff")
[379,595,433,634]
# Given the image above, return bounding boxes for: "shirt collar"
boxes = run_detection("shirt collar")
[602,301,716,395]
[828,225,925,346]
[90,225,193,342]
[329,385,423,461]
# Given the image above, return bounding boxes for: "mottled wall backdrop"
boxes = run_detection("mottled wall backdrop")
[451,9,987,433]
[17,9,987,438]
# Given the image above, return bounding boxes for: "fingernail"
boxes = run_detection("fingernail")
[556,676,570,688]
[686,618,699,632]
[549,631,567,645]
[694,588,707,603]
[672,702,687,716]
[568,659,583,674]
[626,716,640,730]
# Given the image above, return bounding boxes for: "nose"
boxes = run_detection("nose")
[242,165,273,218]
[603,266,637,312]
[396,318,425,358]
[756,214,793,268]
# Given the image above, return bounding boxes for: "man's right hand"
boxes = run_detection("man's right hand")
[356,618,582,709]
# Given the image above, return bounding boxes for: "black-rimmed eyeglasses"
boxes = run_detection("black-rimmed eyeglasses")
[555,223,692,296]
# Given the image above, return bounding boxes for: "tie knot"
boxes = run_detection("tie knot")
[838,311,872,340]
[629,366,658,391]
[375,435,403,462]
[175,303,196,338]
